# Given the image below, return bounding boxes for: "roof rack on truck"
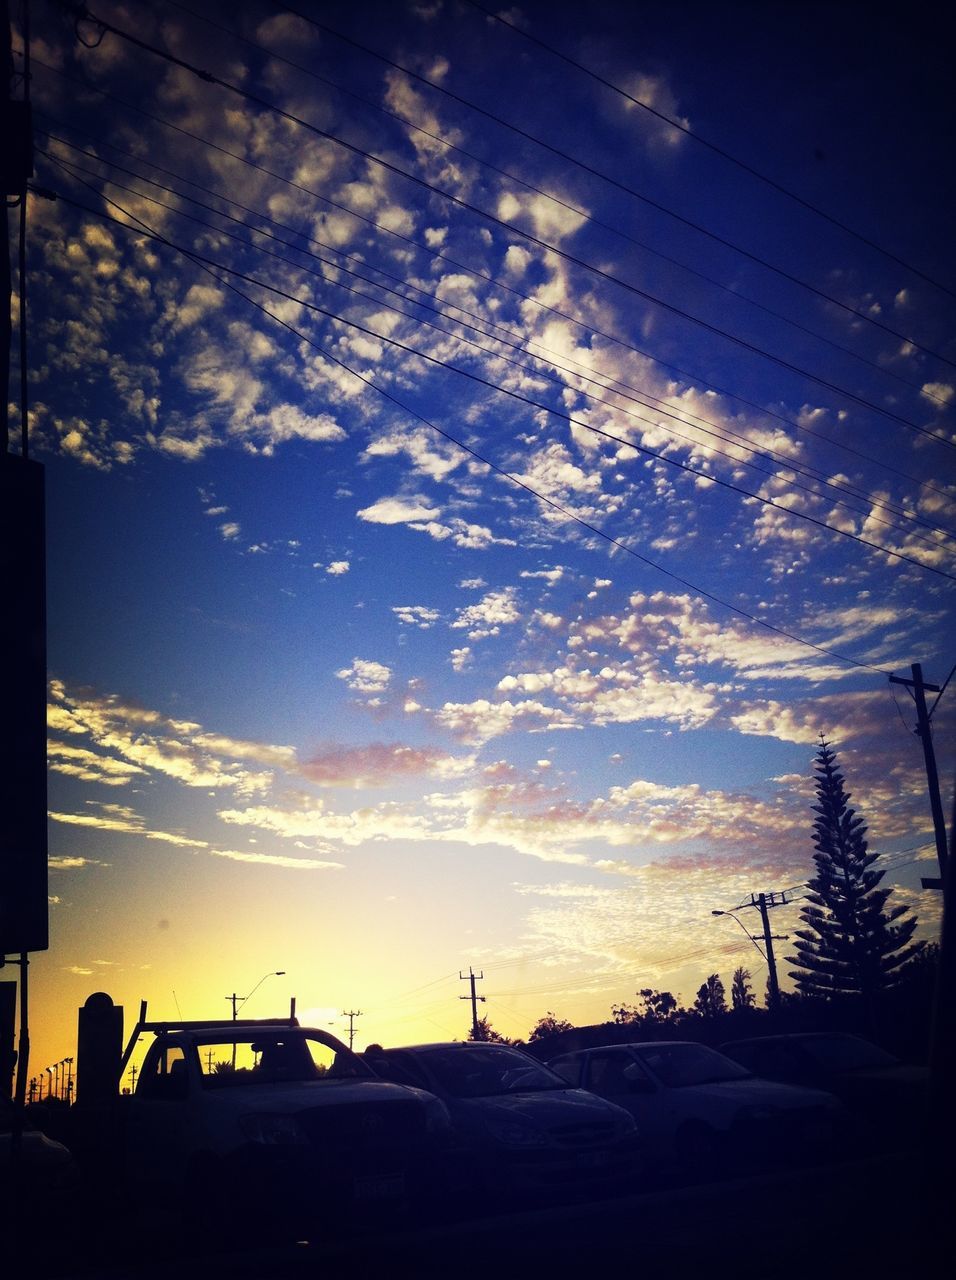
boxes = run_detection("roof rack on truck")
[119,998,299,1077]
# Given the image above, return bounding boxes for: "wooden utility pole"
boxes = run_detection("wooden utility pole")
[713,892,790,1010]
[341,1010,362,1051]
[459,968,486,1038]
[888,662,948,886]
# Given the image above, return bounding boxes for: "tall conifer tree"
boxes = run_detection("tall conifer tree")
[787,738,922,1002]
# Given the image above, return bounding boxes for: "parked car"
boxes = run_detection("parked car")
[546,1040,845,1176]
[362,1041,642,1203]
[0,1093,76,1186]
[719,1032,928,1145]
[122,1019,454,1238]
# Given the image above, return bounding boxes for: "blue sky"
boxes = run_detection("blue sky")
[14,0,954,1071]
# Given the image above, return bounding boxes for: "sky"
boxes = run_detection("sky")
[8,0,955,1084]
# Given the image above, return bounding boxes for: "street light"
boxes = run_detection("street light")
[44,1066,53,1099]
[63,1058,74,1104]
[227,971,285,1069]
[229,970,286,1020]
[711,909,767,961]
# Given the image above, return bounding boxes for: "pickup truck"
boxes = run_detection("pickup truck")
[116,1014,453,1239]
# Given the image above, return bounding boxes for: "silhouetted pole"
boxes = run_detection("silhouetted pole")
[755,894,780,1010]
[341,1010,362,1051]
[927,781,955,1201]
[713,892,789,1011]
[889,663,948,883]
[227,971,284,1067]
[1,0,11,451]
[459,968,486,1038]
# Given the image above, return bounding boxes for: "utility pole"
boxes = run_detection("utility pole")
[226,993,240,1019]
[754,893,783,1010]
[459,968,485,1039]
[712,891,790,1011]
[889,662,949,887]
[341,1010,362,1051]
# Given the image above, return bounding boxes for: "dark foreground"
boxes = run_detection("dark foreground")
[15,1148,939,1280]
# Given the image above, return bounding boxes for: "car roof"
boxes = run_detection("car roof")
[374,1041,525,1053]
[722,1032,867,1049]
[552,1040,705,1055]
[161,1023,345,1043]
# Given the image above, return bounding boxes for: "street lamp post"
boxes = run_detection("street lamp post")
[712,905,781,1010]
[229,970,286,1020]
[712,909,767,960]
[64,1058,74,1104]
[227,971,285,1067]
[44,1066,52,1099]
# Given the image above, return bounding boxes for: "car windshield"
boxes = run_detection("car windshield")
[632,1043,751,1087]
[196,1032,371,1087]
[799,1035,899,1072]
[412,1047,567,1098]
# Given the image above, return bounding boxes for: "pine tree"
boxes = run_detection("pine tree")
[787,737,922,1005]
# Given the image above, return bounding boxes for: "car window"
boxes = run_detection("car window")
[548,1056,581,1086]
[750,1043,804,1078]
[632,1043,750,1087]
[411,1046,566,1098]
[800,1035,898,1072]
[587,1050,648,1097]
[368,1053,430,1090]
[192,1033,369,1087]
[138,1044,188,1100]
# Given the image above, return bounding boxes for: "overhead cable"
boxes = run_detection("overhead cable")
[43,139,956,555]
[58,11,956,449]
[42,165,956,587]
[28,62,954,500]
[42,174,900,676]
[464,0,956,301]
[159,0,954,401]
[280,3,956,352]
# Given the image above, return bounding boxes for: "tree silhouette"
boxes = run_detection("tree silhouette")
[469,1015,514,1044]
[693,974,726,1018]
[612,988,682,1026]
[528,1011,574,1042]
[731,966,755,1011]
[787,737,922,1007]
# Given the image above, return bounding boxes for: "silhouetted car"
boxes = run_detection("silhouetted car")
[0,1094,77,1186]
[546,1040,844,1176]
[362,1041,642,1202]
[124,1020,453,1237]
[719,1032,927,1144]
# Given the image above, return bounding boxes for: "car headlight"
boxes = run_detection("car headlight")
[485,1119,549,1148]
[239,1113,309,1145]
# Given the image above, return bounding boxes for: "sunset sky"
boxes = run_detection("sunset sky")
[10,0,954,1083]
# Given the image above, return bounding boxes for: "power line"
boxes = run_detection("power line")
[153,0,955,407]
[28,61,953,505]
[42,141,956,561]
[43,174,945,673]
[41,164,956,586]
[42,132,955,554]
[464,0,956,302]
[55,13,956,449]
[282,3,956,348]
